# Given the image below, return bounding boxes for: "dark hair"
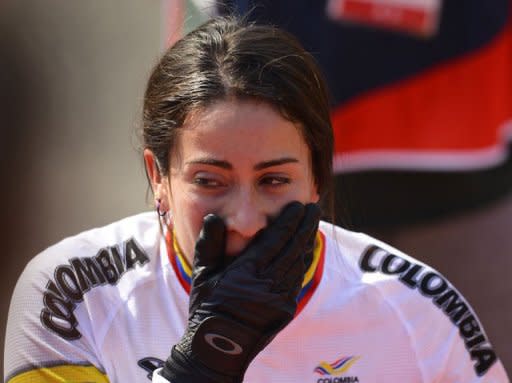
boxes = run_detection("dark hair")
[143,16,334,218]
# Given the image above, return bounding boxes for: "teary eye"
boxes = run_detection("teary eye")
[193,176,224,188]
[260,176,291,186]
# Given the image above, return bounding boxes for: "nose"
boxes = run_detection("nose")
[224,187,267,240]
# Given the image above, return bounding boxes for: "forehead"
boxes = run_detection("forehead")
[172,99,311,164]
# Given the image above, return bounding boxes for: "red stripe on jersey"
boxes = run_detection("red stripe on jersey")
[166,230,191,293]
[166,228,326,315]
[296,231,326,316]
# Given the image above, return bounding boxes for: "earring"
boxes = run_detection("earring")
[156,198,167,217]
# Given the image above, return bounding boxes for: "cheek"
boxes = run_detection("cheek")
[302,168,320,204]
[308,180,320,203]
[257,182,318,220]
[289,178,320,204]
[169,192,218,262]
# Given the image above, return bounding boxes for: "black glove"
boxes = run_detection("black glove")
[159,201,321,383]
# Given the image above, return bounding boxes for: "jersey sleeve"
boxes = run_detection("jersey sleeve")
[359,242,510,382]
[4,248,110,383]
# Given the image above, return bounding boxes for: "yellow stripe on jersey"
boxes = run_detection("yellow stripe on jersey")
[302,232,323,288]
[172,229,192,276]
[171,227,323,289]
[7,364,109,383]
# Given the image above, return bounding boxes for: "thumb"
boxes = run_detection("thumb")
[192,214,226,286]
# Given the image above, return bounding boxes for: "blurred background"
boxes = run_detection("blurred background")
[1,0,511,377]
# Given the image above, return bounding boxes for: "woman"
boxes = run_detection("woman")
[4,16,509,383]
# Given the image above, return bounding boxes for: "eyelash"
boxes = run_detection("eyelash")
[260,176,291,186]
[192,176,291,189]
[193,177,224,189]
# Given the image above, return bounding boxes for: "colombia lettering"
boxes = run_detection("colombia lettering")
[40,237,149,339]
[359,245,497,376]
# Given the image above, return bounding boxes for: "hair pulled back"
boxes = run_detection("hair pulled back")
[143,16,334,215]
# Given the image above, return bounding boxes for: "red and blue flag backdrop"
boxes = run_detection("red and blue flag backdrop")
[220,0,512,228]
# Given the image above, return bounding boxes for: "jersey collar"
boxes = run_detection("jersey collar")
[166,229,325,316]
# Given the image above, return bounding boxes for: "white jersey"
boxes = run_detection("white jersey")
[4,212,509,383]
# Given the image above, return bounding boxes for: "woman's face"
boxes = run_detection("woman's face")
[164,99,319,264]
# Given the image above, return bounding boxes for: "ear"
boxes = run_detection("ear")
[143,149,168,200]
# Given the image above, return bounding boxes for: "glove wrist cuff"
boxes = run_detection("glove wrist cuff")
[191,315,261,376]
[161,346,240,383]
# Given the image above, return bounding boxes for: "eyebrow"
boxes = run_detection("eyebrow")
[253,157,299,171]
[186,157,299,171]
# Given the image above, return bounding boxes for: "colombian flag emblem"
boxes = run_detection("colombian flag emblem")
[314,356,361,376]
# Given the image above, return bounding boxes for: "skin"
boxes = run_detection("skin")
[144,98,319,265]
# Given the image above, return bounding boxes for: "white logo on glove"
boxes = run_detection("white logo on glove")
[204,333,243,355]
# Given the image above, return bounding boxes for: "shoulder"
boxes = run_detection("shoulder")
[319,220,457,292]
[5,212,166,380]
[26,211,159,277]
[318,221,398,278]
[318,221,507,380]
[10,212,162,339]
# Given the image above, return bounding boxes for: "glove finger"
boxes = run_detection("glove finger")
[302,217,318,270]
[192,214,226,286]
[265,203,321,285]
[250,201,305,272]
[273,253,305,296]
[289,266,306,303]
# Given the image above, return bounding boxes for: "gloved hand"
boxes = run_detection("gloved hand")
[159,201,321,383]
